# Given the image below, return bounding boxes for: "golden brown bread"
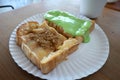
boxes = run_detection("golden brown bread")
[16,20,94,74]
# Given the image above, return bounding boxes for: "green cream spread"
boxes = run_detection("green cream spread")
[44,10,92,43]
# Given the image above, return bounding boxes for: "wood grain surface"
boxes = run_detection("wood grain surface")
[106,0,120,11]
[0,0,120,80]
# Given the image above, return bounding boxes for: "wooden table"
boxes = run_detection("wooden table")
[106,0,120,11]
[0,0,120,80]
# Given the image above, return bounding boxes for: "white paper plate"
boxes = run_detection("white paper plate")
[9,13,109,80]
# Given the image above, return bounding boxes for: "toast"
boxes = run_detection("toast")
[16,21,85,73]
[16,11,95,74]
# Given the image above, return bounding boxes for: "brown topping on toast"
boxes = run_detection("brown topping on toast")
[17,21,66,51]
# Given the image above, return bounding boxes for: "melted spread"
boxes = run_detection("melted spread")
[44,10,92,43]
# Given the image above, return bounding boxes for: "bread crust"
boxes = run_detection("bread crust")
[16,20,94,74]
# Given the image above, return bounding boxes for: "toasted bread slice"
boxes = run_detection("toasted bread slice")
[16,21,84,73]
[16,9,95,73]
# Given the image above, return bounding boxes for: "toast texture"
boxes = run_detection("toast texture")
[16,20,94,74]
